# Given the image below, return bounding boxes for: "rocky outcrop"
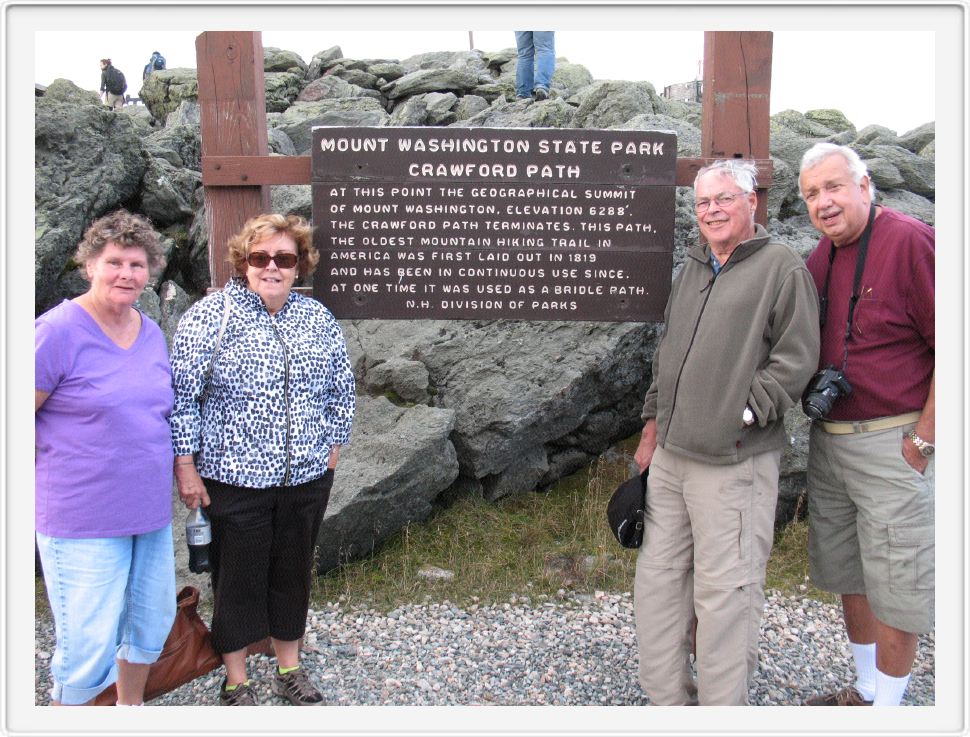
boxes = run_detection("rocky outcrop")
[36,43,936,578]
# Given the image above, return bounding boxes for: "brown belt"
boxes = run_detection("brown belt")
[816,411,921,435]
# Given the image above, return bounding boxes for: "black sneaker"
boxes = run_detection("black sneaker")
[272,667,324,706]
[219,678,258,706]
[533,87,549,101]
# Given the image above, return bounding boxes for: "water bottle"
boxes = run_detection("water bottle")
[185,507,211,574]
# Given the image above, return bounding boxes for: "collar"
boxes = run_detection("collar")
[688,223,771,270]
[224,276,297,316]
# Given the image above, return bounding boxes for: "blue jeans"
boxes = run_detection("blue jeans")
[514,31,555,97]
[36,525,176,704]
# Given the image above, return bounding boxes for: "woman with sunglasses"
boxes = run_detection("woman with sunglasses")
[169,213,355,706]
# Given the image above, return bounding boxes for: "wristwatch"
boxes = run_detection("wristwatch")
[908,431,935,458]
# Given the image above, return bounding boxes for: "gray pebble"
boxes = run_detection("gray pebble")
[34,590,934,706]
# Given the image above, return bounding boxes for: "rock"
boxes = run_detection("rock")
[297,73,374,102]
[346,319,661,499]
[264,47,308,77]
[453,95,490,121]
[137,157,202,227]
[270,99,390,154]
[158,279,195,347]
[35,79,148,314]
[270,184,312,220]
[317,396,459,572]
[144,121,202,170]
[307,47,344,80]
[264,71,303,113]
[864,156,905,191]
[614,113,701,157]
[772,109,835,138]
[896,122,934,154]
[139,68,199,122]
[856,143,934,197]
[804,108,855,134]
[855,124,898,146]
[876,189,935,226]
[382,68,482,100]
[362,358,432,404]
[267,127,297,156]
[570,81,663,128]
[389,92,458,126]
[451,97,575,128]
[417,566,455,581]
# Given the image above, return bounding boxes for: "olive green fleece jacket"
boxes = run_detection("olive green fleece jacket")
[641,225,820,465]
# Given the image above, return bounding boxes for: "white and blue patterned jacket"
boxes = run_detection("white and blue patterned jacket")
[170,278,356,488]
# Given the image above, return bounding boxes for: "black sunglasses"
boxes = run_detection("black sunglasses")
[247,251,298,269]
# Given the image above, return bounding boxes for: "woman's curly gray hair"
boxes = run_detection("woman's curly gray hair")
[75,209,166,277]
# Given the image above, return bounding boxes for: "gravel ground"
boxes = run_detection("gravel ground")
[34,590,934,706]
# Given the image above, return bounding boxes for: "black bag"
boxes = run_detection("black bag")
[106,66,127,95]
[606,469,648,548]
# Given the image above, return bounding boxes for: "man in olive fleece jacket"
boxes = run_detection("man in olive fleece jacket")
[632,160,820,705]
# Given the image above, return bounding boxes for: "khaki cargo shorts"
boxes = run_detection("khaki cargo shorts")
[807,422,934,634]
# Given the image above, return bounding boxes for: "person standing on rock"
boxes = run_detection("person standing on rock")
[99,58,127,109]
[514,31,555,100]
[35,209,176,706]
[798,143,935,707]
[632,159,820,705]
[169,213,356,706]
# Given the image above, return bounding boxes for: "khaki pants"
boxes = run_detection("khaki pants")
[634,446,780,705]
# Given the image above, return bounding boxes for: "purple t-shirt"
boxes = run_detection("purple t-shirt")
[35,300,175,537]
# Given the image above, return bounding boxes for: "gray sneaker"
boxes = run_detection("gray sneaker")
[272,667,324,706]
[533,87,549,101]
[219,679,258,706]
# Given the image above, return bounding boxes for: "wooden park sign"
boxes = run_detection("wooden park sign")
[311,127,676,321]
[197,31,774,321]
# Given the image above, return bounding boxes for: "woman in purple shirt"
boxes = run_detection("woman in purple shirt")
[35,210,176,705]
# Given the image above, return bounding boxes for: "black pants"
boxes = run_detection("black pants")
[204,471,333,654]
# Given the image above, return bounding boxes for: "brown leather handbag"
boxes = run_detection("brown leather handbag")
[94,586,222,705]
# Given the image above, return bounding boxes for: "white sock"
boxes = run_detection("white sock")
[850,641,876,700]
[873,669,911,706]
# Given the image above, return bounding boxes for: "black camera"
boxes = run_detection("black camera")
[802,365,852,420]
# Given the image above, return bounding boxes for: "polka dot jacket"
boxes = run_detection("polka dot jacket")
[170,278,356,488]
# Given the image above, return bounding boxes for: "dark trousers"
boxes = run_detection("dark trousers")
[203,471,333,654]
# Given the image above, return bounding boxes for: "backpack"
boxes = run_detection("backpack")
[152,53,166,71]
[106,66,127,96]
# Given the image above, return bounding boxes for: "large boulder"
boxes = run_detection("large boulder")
[345,319,661,501]
[139,68,199,123]
[570,81,664,128]
[382,68,483,100]
[137,157,202,227]
[269,99,390,154]
[317,396,459,571]
[35,79,149,314]
[451,97,576,128]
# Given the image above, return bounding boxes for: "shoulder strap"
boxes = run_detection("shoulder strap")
[200,293,232,400]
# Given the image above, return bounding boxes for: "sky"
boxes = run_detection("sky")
[34,29,936,134]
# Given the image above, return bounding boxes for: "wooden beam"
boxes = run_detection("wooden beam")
[203,155,312,186]
[196,31,271,289]
[701,31,773,225]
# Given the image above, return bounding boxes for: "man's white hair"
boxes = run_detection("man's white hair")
[798,142,876,199]
[693,159,758,194]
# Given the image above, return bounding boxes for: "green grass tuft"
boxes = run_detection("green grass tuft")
[312,435,832,612]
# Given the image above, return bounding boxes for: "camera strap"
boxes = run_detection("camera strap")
[818,204,876,372]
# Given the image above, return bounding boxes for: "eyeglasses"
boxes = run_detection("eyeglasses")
[247,251,298,269]
[694,191,746,213]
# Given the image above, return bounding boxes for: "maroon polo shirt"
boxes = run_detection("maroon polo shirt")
[805,207,934,421]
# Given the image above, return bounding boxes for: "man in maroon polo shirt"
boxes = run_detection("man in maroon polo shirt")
[798,143,934,707]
